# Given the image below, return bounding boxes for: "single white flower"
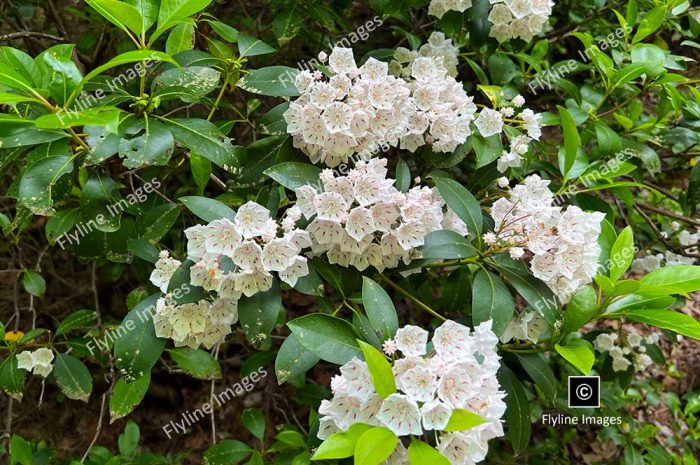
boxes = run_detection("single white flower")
[376,393,423,436]
[394,325,429,357]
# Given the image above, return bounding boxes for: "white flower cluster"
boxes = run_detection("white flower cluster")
[496,107,543,172]
[594,331,657,372]
[284,47,476,166]
[428,0,473,19]
[153,297,238,349]
[631,250,697,274]
[295,159,469,271]
[488,0,554,43]
[16,348,54,377]
[488,175,605,303]
[149,201,311,348]
[317,321,506,465]
[393,32,460,78]
[499,310,548,343]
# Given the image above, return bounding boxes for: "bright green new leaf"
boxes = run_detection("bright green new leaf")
[358,340,396,399]
[311,423,372,460]
[555,341,595,375]
[608,226,634,281]
[354,427,398,465]
[407,439,451,465]
[444,409,488,431]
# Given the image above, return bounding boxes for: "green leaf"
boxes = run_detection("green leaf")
[22,270,46,297]
[85,0,143,37]
[287,314,361,365]
[119,117,174,168]
[136,203,181,243]
[516,354,558,400]
[168,348,222,379]
[361,277,398,342]
[274,333,320,383]
[434,178,482,237]
[241,409,266,443]
[190,152,212,194]
[555,341,595,375]
[238,282,282,348]
[56,309,98,336]
[608,226,634,281]
[36,44,82,105]
[443,409,488,431]
[18,155,74,215]
[118,421,140,457]
[557,106,579,176]
[9,434,32,465]
[179,196,236,222]
[395,159,411,193]
[164,117,236,167]
[152,0,212,42]
[640,265,700,293]
[126,0,159,33]
[53,353,93,401]
[75,50,178,102]
[471,269,515,336]
[621,309,700,340]
[114,295,166,382]
[35,108,120,131]
[264,162,321,190]
[632,5,667,44]
[422,230,478,260]
[80,172,121,232]
[613,63,648,87]
[354,427,398,465]
[258,102,289,136]
[153,66,221,101]
[499,366,531,454]
[605,293,675,314]
[207,20,239,42]
[312,424,372,460]
[561,286,598,335]
[109,374,151,422]
[273,3,303,45]
[237,33,276,57]
[204,439,253,465]
[407,439,451,465]
[492,256,561,326]
[166,23,195,55]
[0,93,42,104]
[0,355,26,400]
[238,66,299,97]
[358,340,396,399]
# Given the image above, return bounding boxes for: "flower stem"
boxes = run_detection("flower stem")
[378,274,446,321]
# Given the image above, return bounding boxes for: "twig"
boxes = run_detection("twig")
[209,344,220,445]
[91,262,102,327]
[637,202,700,228]
[634,204,700,258]
[80,393,108,463]
[379,274,446,321]
[0,31,66,42]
